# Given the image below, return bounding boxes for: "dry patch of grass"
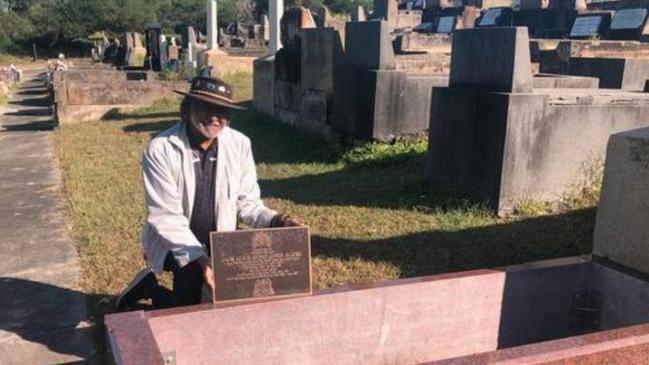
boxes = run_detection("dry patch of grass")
[53,71,596,353]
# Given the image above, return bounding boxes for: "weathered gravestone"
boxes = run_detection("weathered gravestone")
[436,16,456,33]
[144,21,162,71]
[567,57,649,91]
[427,26,649,214]
[607,7,649,40]
[210,227,312,303]
[373,0,399,30]
[568,13,611,39]
[593,127,649,275]
[351,5,367,21]
[476,7,513,28]
[333,20,447,141]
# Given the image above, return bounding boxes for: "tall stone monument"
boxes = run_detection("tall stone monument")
[201,0,227,76]
[207,0,218,50]
[270,0,284,53]
[159,35,168,70]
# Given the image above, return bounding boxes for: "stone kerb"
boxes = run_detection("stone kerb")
[54,77,188,124]
[593,127,649,275]
[449,27,533,93]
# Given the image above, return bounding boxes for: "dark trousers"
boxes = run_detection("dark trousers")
[154,253,204,308]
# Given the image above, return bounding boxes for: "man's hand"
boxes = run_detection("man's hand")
[197,256,215,301]
[281,216,302,227]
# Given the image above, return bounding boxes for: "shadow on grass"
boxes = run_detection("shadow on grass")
[313,207,596,278]
[122,119,178,133]
[121,103,347,164]
[259,156,427,209]
[104,110,179,121]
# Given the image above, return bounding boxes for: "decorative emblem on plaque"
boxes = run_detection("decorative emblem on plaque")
[252,231,273,250]
[253,278,276,297]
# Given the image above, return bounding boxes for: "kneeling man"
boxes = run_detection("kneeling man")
[118,76,298,309]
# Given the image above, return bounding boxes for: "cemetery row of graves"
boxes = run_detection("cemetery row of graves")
[29,0,649,363]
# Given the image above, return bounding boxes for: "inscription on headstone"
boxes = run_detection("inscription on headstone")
[210,227,312,303]
[570,15,603,38]
[610,8,648,30]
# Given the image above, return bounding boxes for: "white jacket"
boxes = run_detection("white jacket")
[142,122,277,274]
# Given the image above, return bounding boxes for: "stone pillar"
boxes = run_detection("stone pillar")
[207,0,218,50]
[263,14,270,42]
[160,35,168,70]
[269,0,284,53]
[187,40,195,80]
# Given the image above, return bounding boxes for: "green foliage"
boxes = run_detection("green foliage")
[340,139,428,167]
[1,0,373,55]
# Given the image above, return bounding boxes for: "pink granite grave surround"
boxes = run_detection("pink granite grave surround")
[106,269,504,365]
[148,269,505,365]
[426,322,649,364]
[105,267,649,365]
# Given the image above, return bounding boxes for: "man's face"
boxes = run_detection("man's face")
[188,101,229,139]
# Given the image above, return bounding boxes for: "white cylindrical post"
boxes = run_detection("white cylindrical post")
[187,41,195,80]
[207,0,218,50]
[269,0,283,53]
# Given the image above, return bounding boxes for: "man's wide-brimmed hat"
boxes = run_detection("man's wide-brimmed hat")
[174,76,247,110]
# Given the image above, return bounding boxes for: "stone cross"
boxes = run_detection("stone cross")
[269,0,284,53]
[207,0,218,50]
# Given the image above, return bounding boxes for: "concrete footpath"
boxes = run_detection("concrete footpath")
[0,71,97,364]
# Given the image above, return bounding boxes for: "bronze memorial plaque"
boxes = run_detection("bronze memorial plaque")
[210,226,312,303]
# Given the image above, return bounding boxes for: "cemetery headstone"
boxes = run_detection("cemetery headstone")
[449,27,533,92]
[476,7,513,28]
[344,20,395,70]
[607,8,649,40]
[168,40,179,72]
[414,22,434,33]
[181,26,189,49]
[373,0,399,30]
[352,5,367,21]
[263,14,270,42]
[569,14,610,39]
[593,127,649,275]
[437,16,456,33]
[210,227,312,303]
[144,21,162,71]
[159,35,168,70]
[270,0,284,53]
[207,0,218,50]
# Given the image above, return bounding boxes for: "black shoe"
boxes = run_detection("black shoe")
[116,267,157,311]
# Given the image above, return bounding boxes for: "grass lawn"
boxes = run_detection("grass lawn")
[53,71,596,354]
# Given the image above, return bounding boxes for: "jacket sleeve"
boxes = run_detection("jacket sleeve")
[236,140,278,228]
[142,143,206,268]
